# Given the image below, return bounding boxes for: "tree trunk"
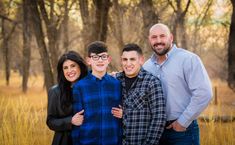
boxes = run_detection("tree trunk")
[62,0,69,52]
[22,0,32,93]
[79,0,93,56]
[1,20,10,85]
[140,0,159,55]
[170,0,190,49]
[228,0,235,90]
[79,0,111,55]
[38,0,59,81]
[111,0,124,49]
[140,0,159,39]
[28,0,54,91]
[93,0,111,42]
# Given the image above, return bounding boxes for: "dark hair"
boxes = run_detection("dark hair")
[122,43,143,55]
[87,41,108,56]
[57,51,88,109]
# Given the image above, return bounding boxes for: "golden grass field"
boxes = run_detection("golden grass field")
[0,72,235,145]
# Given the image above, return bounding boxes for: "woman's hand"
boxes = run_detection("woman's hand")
[71,110,84,126]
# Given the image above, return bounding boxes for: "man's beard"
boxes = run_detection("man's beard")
[151,43,170,56]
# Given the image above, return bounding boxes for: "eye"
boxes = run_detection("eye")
[71,64,76,68]
[151,35,157,39]
[101,55,108,60]
[122,58,128,61]
[160,34,166,38]
[130,58,136,61]
[93,55,99,59]
[63,66,68,70]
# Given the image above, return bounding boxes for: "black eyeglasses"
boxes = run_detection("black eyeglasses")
[89,54,109,61]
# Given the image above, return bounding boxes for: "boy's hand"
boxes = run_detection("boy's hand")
[111,105,123,119]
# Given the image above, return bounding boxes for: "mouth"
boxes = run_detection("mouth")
[67,73,76,78]
[154,43,165,48]
[125,67,133,72]
[97,64,105,67]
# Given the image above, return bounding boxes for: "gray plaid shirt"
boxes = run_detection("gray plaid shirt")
[117,68,166,145]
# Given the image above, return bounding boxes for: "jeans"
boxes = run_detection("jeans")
[159,120,199,145]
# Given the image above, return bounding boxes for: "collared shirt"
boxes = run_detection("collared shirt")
[72,72,122,145]
[143,44,213,128]
[116,68,166,145]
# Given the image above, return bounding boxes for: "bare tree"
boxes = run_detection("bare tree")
[37,0,60,78]
[168,0,191,49]
[139,0,159,54]
[1,19,10,85]
[190,0,214,53]
[93,0,111,42]
[0,0,19,85]
[228,0,235,90]
[109,0,124,49]
[1,19,17,85]
[62,0,69,52]
[22,0,32,93]
[79,0,92,55]
[140,0,159,39]
[79,0,111,55]
[28,0,54,91]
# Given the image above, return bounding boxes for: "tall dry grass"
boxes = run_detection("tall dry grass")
[200,121,235,145]
[0,72,235,145]
[0,72,53,145]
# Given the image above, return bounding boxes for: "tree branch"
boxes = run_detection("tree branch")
[0,14,20,25]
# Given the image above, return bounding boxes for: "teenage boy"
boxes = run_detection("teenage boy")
[72,41,122,145]
[116,43,166,145]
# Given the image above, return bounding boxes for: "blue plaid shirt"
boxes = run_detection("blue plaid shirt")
[72,72,122,145]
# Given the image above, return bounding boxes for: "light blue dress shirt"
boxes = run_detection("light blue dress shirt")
[143,44,212,128]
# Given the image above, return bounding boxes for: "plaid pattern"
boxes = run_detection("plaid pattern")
[116,68,166,145]
[72,72,122,145]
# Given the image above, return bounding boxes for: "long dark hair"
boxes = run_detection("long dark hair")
[57,51,88,109]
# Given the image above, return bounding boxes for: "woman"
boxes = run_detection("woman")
[46,51,88,145]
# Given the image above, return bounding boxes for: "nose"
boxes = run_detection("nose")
[67,66,73,72]
[126,59,131,66]
[155,37,161,43]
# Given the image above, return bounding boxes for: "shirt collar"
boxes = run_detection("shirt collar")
[88,71,109,81]
[150,44,177,64]
[117,67,145,80]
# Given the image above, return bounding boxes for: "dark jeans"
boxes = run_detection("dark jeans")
[159,120,199,145]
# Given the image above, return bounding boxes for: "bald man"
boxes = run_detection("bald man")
[143,23,212,145]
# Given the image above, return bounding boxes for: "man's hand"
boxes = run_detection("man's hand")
[166,120,186,132]
[111,105,123,119]
[71,110,84,126]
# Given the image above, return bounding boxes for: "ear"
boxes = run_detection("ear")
[108,56,112,64]
[86,57,91,65]
[139,55,145,65]
[170,33,174,43]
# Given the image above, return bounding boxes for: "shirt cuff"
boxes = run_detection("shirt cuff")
[177,115,192,128]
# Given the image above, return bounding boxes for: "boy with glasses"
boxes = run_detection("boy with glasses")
[72,41,122,145]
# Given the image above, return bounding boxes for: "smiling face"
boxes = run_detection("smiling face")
[87,52,111,76]
[121,51,144,78]
[148,24,173,56]
[63,60,81,83]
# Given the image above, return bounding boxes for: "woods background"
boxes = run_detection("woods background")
[0,0,235,92]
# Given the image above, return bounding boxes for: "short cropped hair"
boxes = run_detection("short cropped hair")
[122,43,143,55]
[87,41,108,56]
